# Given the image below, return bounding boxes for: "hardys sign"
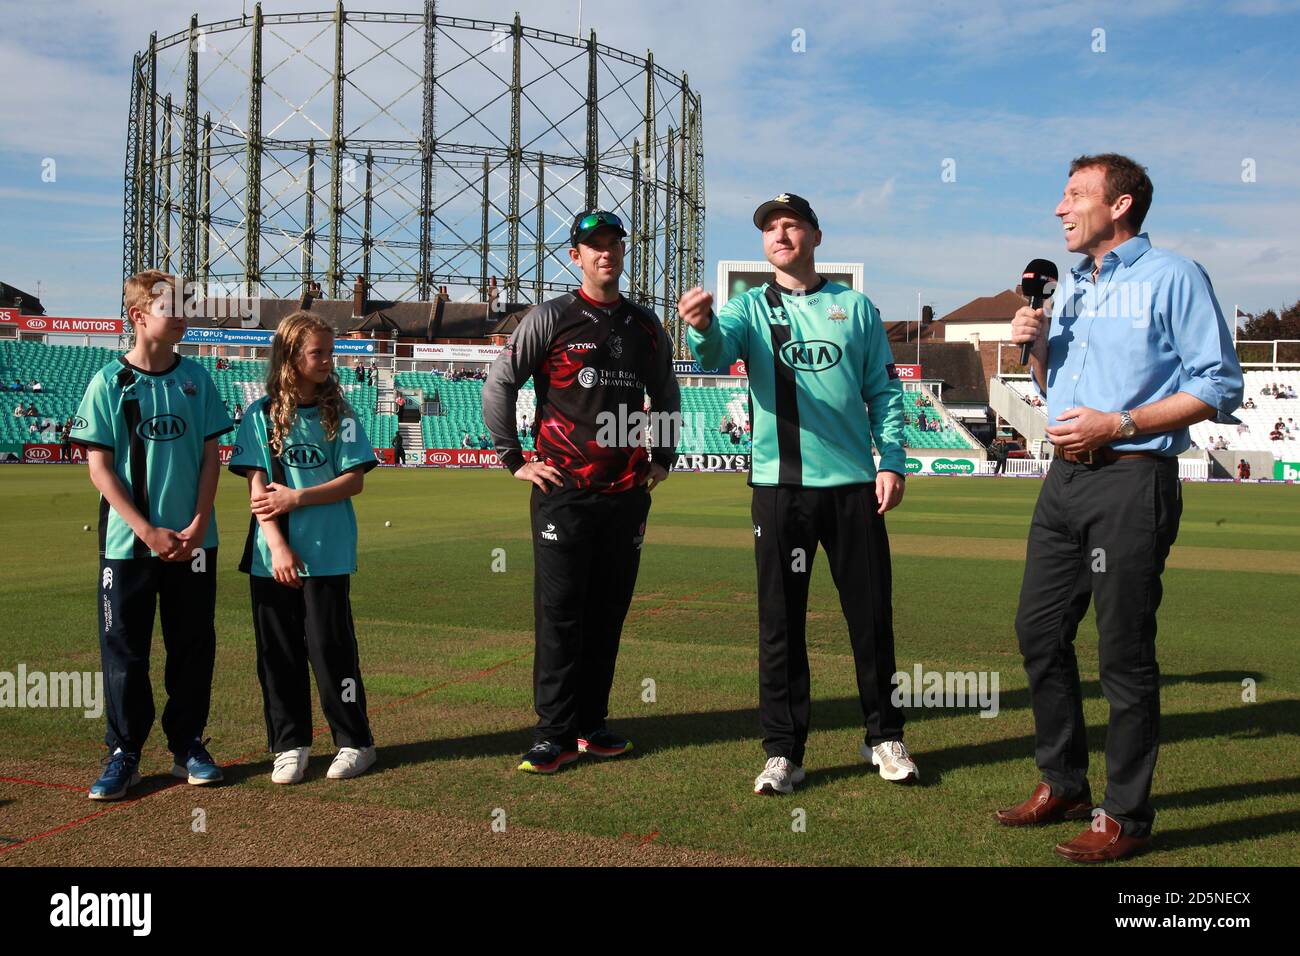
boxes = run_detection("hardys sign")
[673,453,750,473]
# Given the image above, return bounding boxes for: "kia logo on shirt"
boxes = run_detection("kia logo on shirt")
[136,414,187,441]
[779,340,842,372]
[282,443,327,468]
[71,416,89,429]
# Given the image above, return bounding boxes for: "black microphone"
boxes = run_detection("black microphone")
[1018,258,1058,365]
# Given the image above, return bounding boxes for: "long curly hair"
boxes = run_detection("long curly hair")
[265,311,347,456]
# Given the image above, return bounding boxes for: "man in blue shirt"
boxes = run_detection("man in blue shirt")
[999,154,1243,862]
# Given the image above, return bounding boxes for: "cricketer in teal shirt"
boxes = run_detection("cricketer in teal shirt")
[228,396,378,577]
[70,355,234,558]
[687,278,906,487]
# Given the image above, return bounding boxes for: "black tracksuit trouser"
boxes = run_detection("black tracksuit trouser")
[752,484,904,766]
[250,574,373,752]
[530,484,651,749]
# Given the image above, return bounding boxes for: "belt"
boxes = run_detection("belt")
[1058,447,1162,466]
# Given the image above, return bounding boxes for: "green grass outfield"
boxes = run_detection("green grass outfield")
[2,465,1297,865]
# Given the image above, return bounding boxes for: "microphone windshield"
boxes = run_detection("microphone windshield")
[1020,258,1059,300]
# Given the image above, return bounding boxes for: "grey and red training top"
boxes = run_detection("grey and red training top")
[482,288,680,493]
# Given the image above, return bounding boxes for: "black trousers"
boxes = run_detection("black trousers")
[1014,456,1182,838]
[250,574,373,752]
[752,484,903,766]
[530,484,651,749]
[98,550,218,756]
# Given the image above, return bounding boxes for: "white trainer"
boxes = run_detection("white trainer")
[753,755,806,795]
[271,747,309,785]
[862,740,919,782]
[327,746,377,780]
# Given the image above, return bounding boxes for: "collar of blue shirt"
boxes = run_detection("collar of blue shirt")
[1070,232,1152,280]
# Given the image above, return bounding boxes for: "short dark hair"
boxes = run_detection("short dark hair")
[1069,153,1153,231]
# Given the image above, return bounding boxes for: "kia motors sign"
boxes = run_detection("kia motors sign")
[13,315,125,334]
[23,444,57,463]
[421,447,512,468]
[0,308,18,323]
[894,364,922,380]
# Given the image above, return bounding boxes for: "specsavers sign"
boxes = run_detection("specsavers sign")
[901,456,979,476]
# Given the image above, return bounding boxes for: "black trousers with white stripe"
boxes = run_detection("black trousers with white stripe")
[752,484,904,766]
[98,550,218,757]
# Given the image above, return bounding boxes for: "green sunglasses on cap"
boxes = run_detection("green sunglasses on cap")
[570,211,627,246]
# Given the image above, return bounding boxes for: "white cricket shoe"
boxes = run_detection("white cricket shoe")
[862,740,919,782]
[327,746,377,780]
[271,747,310,785]
[753,755,806,795]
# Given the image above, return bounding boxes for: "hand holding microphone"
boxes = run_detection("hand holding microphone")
[1014,259,1058,366]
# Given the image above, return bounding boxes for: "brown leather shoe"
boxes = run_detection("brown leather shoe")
[995,781,1093,827]
[1054,812,1150,863]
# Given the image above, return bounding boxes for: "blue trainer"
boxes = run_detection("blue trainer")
[171,737,224,786]
[89,748,142,801]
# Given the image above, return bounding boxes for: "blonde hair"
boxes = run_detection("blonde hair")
[123,270,176,321]
[264,311,346,456]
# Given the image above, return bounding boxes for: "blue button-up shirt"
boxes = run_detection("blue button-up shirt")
[1034,233,1243,455]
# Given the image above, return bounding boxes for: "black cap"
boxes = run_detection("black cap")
[570,210,628,247]
[752,193,819,230]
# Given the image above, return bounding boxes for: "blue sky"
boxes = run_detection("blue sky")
[1,0,1296,325]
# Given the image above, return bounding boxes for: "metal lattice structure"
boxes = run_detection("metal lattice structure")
[121,2,705,351]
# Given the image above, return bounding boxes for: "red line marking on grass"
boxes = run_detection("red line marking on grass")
[0,775,89,794]
[620,829,661,847]
[372,652,531,716]
[0,780,185,856]
[0,652,532,858]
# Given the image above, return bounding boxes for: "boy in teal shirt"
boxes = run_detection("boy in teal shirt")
[70,270,233,800]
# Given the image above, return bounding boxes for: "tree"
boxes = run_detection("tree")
[1238,299,1300,341]
[1237,299,1300,364]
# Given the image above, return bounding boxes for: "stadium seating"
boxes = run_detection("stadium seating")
[1,340,119,444]
[1190,370,1300,459]
[0,341,400,448]
[1007,370,1300,460]
[4,340,978,456]
[901,391,976,450]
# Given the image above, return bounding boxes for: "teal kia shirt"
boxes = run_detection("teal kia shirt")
[687,278,905,487]
[70,355,234,560]
[228,396,378,578]
[1036,233,1244,454]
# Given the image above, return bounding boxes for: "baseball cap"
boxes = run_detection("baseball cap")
[570,210,628,247]
[752,192,819,230]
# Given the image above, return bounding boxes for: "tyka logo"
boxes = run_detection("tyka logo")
[540,522,558,541]
[779,340,842,372]
[281,443,327,468]
[136,414,186,441]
